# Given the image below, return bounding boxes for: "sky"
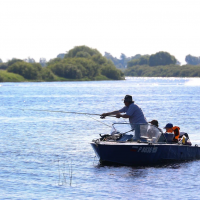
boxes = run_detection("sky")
[0,0,200,64]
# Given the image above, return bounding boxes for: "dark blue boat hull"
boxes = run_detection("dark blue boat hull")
[91,142,200,166]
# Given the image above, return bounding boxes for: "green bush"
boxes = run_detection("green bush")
[124,64,200,77]
[7,61,40,80]
[48,46,124,80]
[66,45,100,58]
[101,64,124,80]
[3,46,124,81]
[41,68,56,81]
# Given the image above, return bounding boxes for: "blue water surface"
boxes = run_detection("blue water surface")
[0,77,200,199]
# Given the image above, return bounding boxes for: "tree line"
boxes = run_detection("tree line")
[122,52,200,77]
[124,64,200,77]
[1,49,200,81]
[127,52,177,67]
[104,52,200,68]
[104,52,142,68]
[0,46,124,82]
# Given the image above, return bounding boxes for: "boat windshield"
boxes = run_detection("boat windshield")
[112,123,162,142]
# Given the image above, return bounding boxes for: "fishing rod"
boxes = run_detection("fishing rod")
[86,114,113,128]
[19,108,116,118]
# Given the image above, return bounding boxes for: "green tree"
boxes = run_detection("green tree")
[124,64,200,77]
[0,75,3,81]
[75,51,91,58]
[127,55,149,67]
[185,54,200,65]
[72,58,100,78]
[7,58,23,67]
[48,46,124,80]
[41,68,55,81]
[0,63,8,70]
[101,63,124,80]
[66,45,100,58]
[32,63,42,71]
[7,61,39,79]
[49,63,83,79]
[57,53,65,59]
[149,51,176,66]
[47,58,62,66]
[92,54,107,65]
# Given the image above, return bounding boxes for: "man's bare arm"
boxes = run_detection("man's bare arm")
[101,111,120,118]
[116,113,130,119]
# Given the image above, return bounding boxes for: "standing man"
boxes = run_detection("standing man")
[101,95,147,124]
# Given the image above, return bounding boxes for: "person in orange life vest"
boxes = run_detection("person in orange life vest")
[163,123,180,142]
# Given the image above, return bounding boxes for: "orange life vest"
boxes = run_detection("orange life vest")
[166,126,180,141]
[166,128,173,133]
[172,126,180,140]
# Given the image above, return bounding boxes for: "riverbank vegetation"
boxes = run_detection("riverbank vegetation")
[48,46,124,80]
[123,52,200,77]
[0,46,124,82]
[1,48,200,82]
[124,64,200,77]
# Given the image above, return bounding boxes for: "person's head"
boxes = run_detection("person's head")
[163,123,173,131]
[149,120,159,127]
[123,95,134,106]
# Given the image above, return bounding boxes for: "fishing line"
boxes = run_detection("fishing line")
[86,114,112,128]
[19,108,114,127]
[19,108,116,118]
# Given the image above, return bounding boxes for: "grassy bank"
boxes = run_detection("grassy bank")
[0,70,26,82]
[0,70,114,82]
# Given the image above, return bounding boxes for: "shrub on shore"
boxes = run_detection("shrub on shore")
[124,64,200,77]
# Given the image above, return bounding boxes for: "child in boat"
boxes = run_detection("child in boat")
[163,123,192,145]
[163,123,180,142]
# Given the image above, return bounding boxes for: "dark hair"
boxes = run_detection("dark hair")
[149,120,158,127]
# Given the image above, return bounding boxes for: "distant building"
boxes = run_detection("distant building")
[40,58,47,67]
[24,57,35,63]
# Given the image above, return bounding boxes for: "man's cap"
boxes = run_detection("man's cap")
[149,120,158,127]
[163,123,173,129]
[123,95,133,102]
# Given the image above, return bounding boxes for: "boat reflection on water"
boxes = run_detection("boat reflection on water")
[90,123,200,166]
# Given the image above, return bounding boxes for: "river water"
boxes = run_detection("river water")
[0,77,200,199]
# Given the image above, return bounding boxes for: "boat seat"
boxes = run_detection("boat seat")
[117,134,133,142]
[157,133,166,142]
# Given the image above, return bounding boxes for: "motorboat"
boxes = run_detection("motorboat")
[90,123,200,166]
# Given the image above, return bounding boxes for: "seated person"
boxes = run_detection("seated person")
[147,120,162,139]
[164,123,173,133]
[149,120,163,133]
[179,132,192,146]
[163,123,180,142]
